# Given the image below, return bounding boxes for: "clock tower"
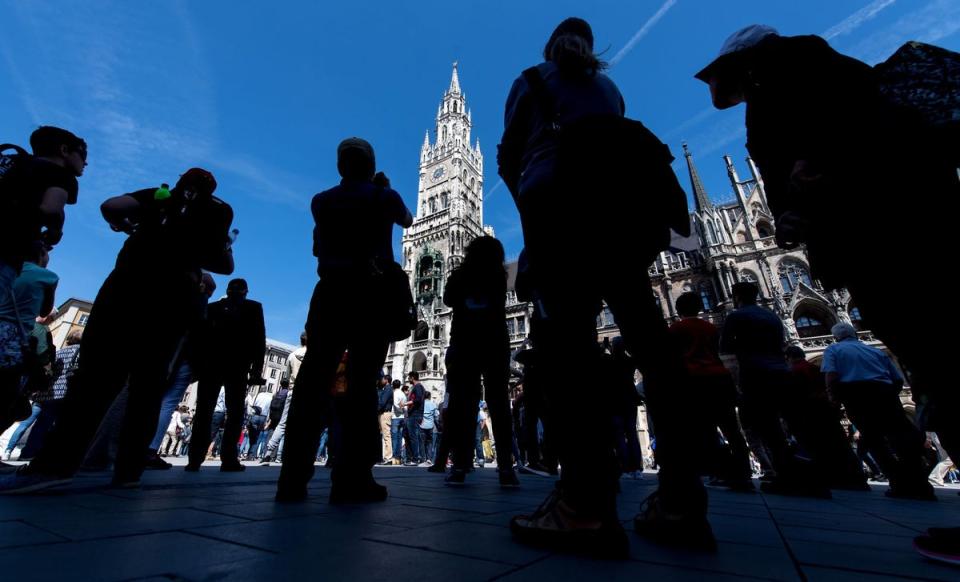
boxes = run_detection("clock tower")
[387,63,491,399]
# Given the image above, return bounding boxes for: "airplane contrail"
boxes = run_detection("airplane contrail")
[610,0,679,67]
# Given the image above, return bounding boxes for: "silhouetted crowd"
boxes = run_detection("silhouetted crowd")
[1,16,958,565]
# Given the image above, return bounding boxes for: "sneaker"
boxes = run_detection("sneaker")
[633,491,716,552]
[329,481,388,504]
[0,466,73,495]
[510,487,629,559]
[499,468,521,489]
[417,461,432,468]
[914,529,960,566]
[426,464,446,473]
[259,457,273,466]
[144,455,172,471]
[403,461,417,467]
[444,468,467,486]
[220,463,246,473]
[2,451,11,461]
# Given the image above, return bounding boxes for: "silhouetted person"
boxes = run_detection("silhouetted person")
[669,292,752,491]
[144,273,217,470]
[403,371,426,465]
[1,127,85,425]
[606,337,644,476]
[442,236,518,488]
[696,23,960,481]
[498,18,703,555]
[276,138,412,503]
[784,345,868,491]
[822,323,934,500]
[187,278,265,472]
[1,169,234,493]
[721,282,827,497]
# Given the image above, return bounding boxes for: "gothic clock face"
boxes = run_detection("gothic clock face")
[432,167,446,182]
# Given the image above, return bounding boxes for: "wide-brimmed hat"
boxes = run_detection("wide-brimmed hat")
[695,24,779,81]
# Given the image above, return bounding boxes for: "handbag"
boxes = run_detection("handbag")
[371,257,416,342]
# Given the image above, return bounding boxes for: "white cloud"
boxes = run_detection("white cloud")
[848,0,960,63]
[610,0,679,67]
[822,0,898,40]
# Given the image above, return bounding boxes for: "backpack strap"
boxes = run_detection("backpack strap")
[0,144,28,156]
[521,67,560,131]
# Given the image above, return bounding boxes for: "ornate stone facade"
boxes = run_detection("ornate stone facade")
[384,64,491,400]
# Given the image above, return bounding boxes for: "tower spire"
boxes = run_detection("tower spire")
[683,142,712,213]
[449,61,461,94]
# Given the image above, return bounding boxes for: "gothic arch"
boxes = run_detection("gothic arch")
[411,351,428,372]
[792,301,836,338]
[757,219,773,238]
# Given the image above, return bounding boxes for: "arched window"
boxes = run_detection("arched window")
[849,305,864,331]
[795,315,829,338]
[433,325,441,340]
[441,192,448,208]
[433,354,439,370]
[793,304,835,338]
[699,283,717,311]
[442,126,447,141]
[429,198,436,213]
[462,169,468,181]
[411,351,427,371]
[778,260,813,293]
[757,220,773,238]
[453,101,458,113]
[413,322,429,342]
[714,220,724,243]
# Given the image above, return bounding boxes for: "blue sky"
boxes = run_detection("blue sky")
[2,0,958,344]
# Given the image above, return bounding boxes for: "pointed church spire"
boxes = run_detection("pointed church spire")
[422,130,430,150]
[683,142,712,213]
[449,61,461,94]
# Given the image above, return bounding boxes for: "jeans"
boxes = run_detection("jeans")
[390,418,404,460]
[149,361,192,451]
[266,392,292,458]
[420,426,436,463]
[6,402,41,453]
[317,428,329,459]
[405,417,423,462]
[254,429,273,458]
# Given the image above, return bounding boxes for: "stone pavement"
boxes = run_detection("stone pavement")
[0,461,958,581]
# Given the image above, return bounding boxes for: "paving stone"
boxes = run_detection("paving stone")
[0,521,65,548]
[627,536,801,580]
[25,507,249,541]
[188,514,408,552]
[198,539,515,581]
[499,554,779,581]
[790,539,960,581]
[366,520,550,565]
[0,531,269,582]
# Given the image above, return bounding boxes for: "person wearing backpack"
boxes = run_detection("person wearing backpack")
[0,168,235,494]
[0,126,86,289]
[497,18,704,556]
